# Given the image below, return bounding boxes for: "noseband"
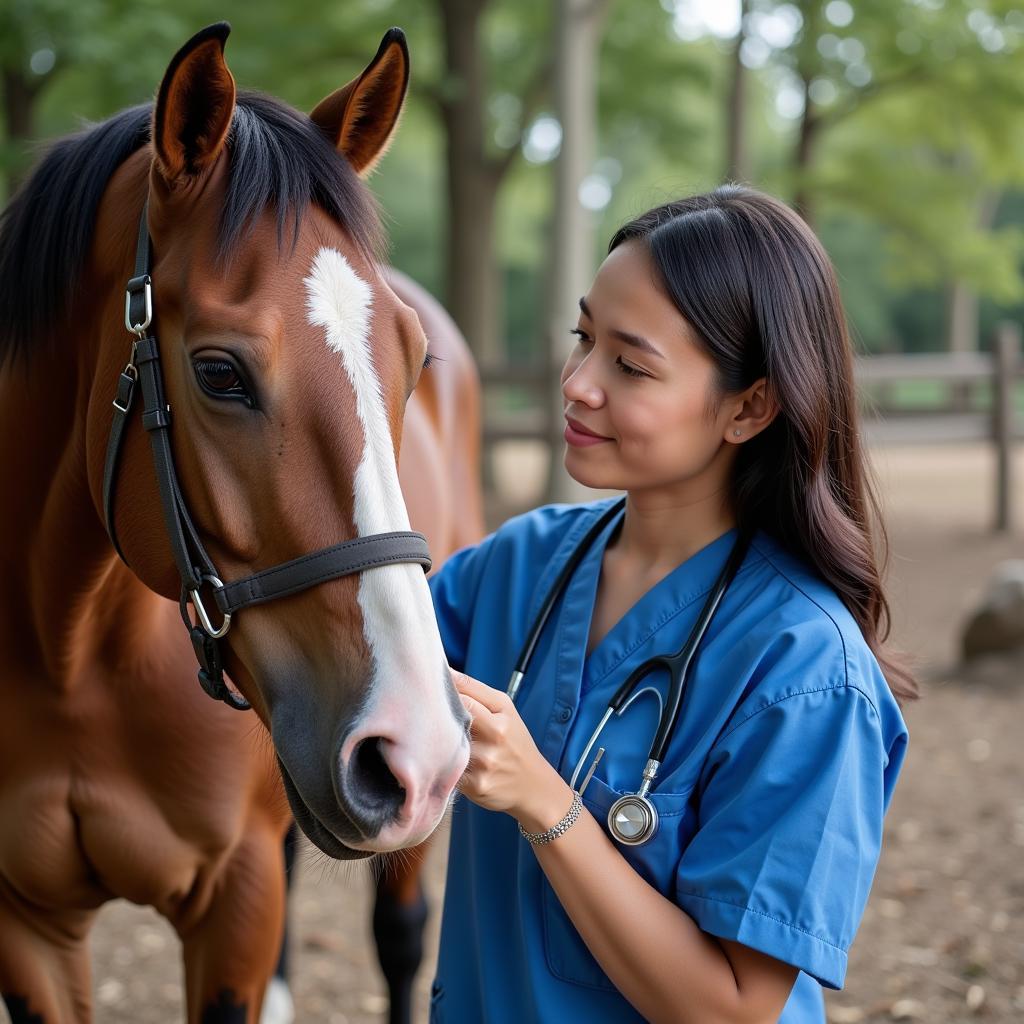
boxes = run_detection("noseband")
[102,204,432,711]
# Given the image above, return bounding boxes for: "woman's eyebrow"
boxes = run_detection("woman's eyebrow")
[578,296,665,359]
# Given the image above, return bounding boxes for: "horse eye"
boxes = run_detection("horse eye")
[193,359,253,406]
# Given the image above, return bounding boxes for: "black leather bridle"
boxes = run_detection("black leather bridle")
[102,203,432,711]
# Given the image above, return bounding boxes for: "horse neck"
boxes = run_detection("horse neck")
[0,169,164,686]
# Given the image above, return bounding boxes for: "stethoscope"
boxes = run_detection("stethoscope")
[507,497,751,847]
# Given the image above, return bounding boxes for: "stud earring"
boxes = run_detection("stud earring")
[733,429,742,437]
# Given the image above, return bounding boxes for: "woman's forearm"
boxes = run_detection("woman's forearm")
[452,673,794,1022]
[520,775,793,1024]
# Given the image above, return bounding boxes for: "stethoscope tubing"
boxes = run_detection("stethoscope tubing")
[506,496,751,845]
[508,497,627,700]
[647,528,752,764]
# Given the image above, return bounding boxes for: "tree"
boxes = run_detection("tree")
[732,0,1024,349]
[427,0,549,362]
[544,0,611,503]
[725,0,752,182]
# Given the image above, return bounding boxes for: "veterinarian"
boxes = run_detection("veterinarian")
[427,186,911,1022]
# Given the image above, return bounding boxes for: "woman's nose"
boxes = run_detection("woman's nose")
[561,354,604,407]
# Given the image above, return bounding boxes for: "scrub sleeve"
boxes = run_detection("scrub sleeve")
[675,679,907,990]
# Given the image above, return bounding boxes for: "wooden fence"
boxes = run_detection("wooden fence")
[479,322,1022,531]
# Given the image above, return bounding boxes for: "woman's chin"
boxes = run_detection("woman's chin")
[562,450,619,492]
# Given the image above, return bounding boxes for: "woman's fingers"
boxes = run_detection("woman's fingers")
[452,670,509,714]
[452,668,548,816]
[459,691,490,728]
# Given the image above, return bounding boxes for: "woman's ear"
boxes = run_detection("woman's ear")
[726,378,779,443]
[310,28,409,177]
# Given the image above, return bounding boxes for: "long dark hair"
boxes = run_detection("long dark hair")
[610,185,917,703]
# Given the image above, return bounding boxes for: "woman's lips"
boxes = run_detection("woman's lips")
[564,416,612,447]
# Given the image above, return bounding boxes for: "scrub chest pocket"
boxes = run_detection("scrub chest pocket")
[543,776,697,991]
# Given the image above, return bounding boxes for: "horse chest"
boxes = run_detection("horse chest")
[0,664,266,916]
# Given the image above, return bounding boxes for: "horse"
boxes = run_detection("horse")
[0,21,483,1023]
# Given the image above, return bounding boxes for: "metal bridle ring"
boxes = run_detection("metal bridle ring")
[189,574,232,639]
[124,275,153,336]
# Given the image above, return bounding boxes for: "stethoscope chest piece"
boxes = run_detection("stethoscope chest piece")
[608,793,658,846]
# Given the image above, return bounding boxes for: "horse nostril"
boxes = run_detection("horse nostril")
[348,737,405,820]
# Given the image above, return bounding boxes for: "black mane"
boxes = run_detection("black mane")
[0,91,383,368]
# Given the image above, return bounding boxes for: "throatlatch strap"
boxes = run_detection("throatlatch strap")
[102,369,137,563]
[102,199,151,563]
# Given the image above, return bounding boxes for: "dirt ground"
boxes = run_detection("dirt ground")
[14,442,1024,1023]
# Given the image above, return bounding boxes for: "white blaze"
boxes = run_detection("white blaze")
[304,247,448,736]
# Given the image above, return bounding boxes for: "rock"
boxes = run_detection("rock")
[359,993,388,1014]
[878,898,906,919]
[898,945,938,967]
[304,929,345,953]
[966,985,985,1011]
[896,819,922,843]
[966,738,991,763]
[962,561,1024,660]
[97,978,126,1006]
[829,1006,865,1023]
[890,998,926,1019]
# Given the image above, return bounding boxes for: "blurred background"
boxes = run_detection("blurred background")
[2,0,1022,1021]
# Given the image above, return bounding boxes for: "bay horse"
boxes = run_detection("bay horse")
[0,22,482,1023]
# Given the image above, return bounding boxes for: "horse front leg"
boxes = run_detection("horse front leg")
[372,841,430,1024]
[177,828,286,1024]
[0,880,94,1023]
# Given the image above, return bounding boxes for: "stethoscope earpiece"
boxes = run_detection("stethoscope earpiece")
[607,793,658,846]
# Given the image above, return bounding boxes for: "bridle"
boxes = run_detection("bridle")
[102,203,432,711]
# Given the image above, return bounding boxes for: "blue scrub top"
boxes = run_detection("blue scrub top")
[428,498,908,1023]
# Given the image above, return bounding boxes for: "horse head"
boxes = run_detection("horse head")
[86,24,469,858]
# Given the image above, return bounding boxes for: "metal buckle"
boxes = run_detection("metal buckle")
[189,574,232,638]
[124,275,153,337]
[111,360,138,413]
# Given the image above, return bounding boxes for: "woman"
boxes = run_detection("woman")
[429,186,912,1023]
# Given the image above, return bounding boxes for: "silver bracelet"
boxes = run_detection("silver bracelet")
[518,790,583,846]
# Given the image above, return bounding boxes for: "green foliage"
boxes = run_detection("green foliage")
[4,0,1024,354]
[742,0,1024,339]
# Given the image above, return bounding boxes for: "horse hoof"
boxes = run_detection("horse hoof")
[261,977,295,1024]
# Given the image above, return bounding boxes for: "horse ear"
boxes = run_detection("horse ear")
[310,28,410,177]
[153,23,236,183]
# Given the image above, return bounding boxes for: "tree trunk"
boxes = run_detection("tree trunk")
[792,87,819,225]
[544,0,610,503]
[790,0,821,224]
[946,187,1000,356]
[945,188,1001,410]
[437,0,501,364]
[945,282,979,356]
[724,0,750,183]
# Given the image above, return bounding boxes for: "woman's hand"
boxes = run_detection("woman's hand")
[454,671,576,833]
